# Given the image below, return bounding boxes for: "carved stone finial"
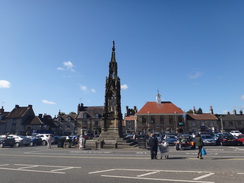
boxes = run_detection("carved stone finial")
[112,41,115,52]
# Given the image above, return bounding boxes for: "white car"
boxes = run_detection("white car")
[7,135,31,147]
[36,134,53,145]
[230,130,242,137]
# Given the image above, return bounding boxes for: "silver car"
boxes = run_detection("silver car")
[201,135,216,146]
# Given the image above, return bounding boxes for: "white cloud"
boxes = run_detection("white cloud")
[57,67,64,71]
[189,72,203,79]
[0,80,11,88]
[241,95,244,100]
[80,86,96,94]
[42,100,56,105]
[121,84,128,90]
[91,88,96,93]
[57,61,75,72]
[80,86,87,92]
[64,61,75,72]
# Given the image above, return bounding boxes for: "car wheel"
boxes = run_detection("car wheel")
[0,143,4,148]
[30,142,34,146]
[42,141,47,146]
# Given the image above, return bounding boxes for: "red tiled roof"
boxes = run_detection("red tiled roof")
[137,101,183,114]
[187,113,218,120]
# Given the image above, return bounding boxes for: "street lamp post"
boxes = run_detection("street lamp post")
[147,111,150,133]
[220,115,223,133]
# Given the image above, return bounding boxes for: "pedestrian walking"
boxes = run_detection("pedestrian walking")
[195,133,204,159]
[79,135,85,150]
[149,133,158,159]
[47,135,52,149]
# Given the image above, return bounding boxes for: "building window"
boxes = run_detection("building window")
[94,121,99,126]
[151,116,155,124]
[192,121,196,127]
[83,113,88,119]
[169,116,173,124]
[201,121,205,127]
[229,121,234,126]
[142,117,146,124]
[83,121,87,127]
[160,116,164,124]
[209,121,213,127]
[95,113,100,119]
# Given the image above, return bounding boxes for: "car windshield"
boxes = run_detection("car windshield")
[167,136,176,139]
[202,136,212,139]
[224,135,235,140]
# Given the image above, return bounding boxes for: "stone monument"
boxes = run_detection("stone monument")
[98,41,123,148]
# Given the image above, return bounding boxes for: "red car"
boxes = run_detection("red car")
[236,134,244,145]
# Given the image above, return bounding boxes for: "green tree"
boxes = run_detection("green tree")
[197,108,203,114]
[69,112,76,115]
[186,109,193,114]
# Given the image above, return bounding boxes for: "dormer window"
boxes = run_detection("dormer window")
[95,113,100,119]
[83,113,88,119]
[67,117,71,122]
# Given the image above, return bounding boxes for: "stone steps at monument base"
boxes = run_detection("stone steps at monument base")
[84,138,137,149]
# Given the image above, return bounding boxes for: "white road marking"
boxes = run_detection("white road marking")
[137,171,159,177]
[0,164,81,174]
[51,167,78,172]
[89,169,116,174]
[0,167,65,174]
[101,175,215,183]
[194,173,215,180]
[0,164,9,166]
[89,168,215,182]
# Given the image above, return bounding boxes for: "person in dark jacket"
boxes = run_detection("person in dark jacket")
[195,133,204,159]
[149,133,158,159]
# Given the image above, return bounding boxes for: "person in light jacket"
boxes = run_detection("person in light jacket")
[47,135,52,149]
[195,133,204,159]
[79,135,86,150]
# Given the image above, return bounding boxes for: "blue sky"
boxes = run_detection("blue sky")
[1,0,244,117]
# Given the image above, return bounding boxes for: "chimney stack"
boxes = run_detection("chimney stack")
[193,106,196,114]
[210,106,214,114]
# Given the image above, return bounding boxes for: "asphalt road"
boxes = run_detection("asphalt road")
[0,144,243,183]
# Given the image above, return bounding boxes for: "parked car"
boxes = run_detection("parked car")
[213,133,222,140]
[230,130,242,137]
[36,134,53,145]
[27,136,43,146]
[165,134,178,146]
[216,133,238,146]
[201,134,216,146]
[8,135,31,147]
[154,132,162,142]
[236,135,244,145]
[0,136,15,148]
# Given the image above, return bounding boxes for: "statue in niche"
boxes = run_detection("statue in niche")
[109,94,116,112]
